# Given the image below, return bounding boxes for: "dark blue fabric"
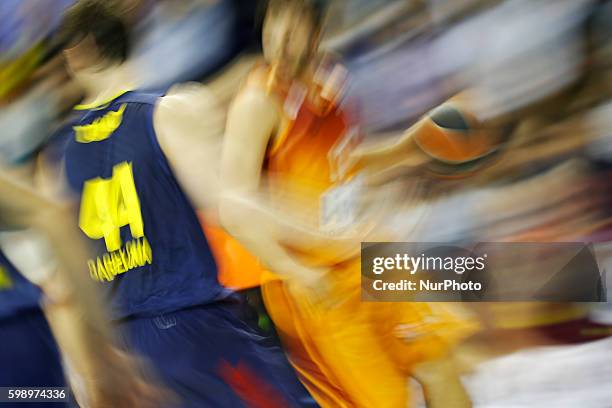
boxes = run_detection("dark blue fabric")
[117,302,318,408]
[61,91,229,320]
[0,309,67,408]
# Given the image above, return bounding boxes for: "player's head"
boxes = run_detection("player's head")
[263,0,326,77]
[60,0,130,74]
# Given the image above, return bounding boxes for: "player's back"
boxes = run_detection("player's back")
[60,91,228,320]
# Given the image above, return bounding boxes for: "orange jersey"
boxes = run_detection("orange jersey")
[251,62,363,268]
[198,213,264,290]
[246,62,360,214]
[265,90,353,208]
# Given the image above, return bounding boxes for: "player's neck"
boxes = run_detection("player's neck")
[75,62,136,108]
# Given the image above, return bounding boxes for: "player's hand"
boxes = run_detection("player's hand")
[72,347,174,408]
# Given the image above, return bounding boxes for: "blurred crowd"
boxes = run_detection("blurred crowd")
[2,0,612,407]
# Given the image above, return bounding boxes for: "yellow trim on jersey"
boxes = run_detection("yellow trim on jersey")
[73,104,127,143]
[74,90,131,111]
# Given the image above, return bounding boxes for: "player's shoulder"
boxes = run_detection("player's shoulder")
[153,82,225,152]
[154,82,223,129]
[158,82,221,113]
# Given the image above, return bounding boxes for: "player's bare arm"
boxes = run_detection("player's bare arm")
[218,87,335,287]
[154,83,227,213]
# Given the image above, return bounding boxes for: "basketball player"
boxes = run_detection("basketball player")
[220,1,475,406]
[50,2,317,407]
[0,35,165,405]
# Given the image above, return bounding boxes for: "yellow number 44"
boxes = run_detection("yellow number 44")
[79,162,144,252]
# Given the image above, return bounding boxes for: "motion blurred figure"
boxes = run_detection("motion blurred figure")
[47,1,317,407]
[221,1,475,406]
[0,5,168,406]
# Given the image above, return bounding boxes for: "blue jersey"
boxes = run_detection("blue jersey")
[0,250,41,321]
[60,91,227,320]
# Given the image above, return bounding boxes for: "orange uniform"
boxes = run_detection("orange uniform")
[200,215,263,290]
[244,62,477,407]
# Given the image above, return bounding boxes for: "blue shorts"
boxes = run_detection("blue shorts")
[0,308,67,408]
[117,302,318,408]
